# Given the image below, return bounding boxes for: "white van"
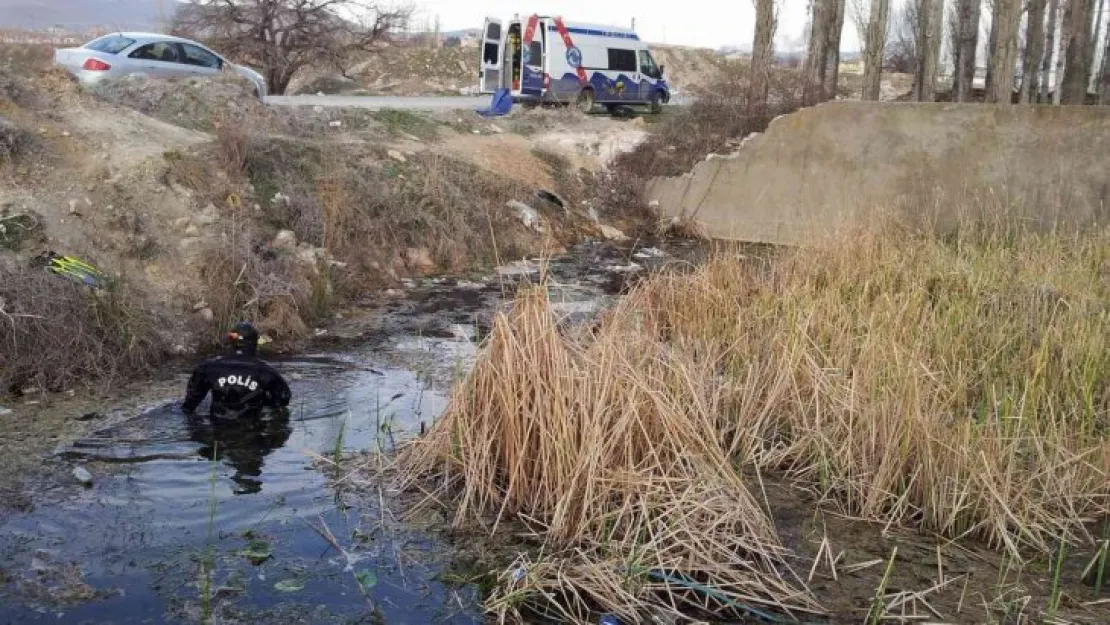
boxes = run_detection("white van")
[478,15,670,113]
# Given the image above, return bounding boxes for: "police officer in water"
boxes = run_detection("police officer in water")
[182,322,291,419]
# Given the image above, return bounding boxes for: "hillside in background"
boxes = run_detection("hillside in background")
[0,0,169,31]
[291,42,739,97]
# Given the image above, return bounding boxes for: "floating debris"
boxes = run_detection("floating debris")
[72,466,93,486]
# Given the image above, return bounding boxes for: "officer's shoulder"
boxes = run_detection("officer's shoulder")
[198,354,228,367]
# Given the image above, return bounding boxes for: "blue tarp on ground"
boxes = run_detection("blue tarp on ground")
[476,88,513,117]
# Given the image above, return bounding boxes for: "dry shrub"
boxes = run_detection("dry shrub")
[0,114,33,162]
[0,44,56,78]
[398,286,822,623]
[214,116,249,176]
[0,68,33,107]
[197,225,320,341]
[398,219,1110,620]
[245,138,532,280]
[0,265,164,395]
[613,66,801,181]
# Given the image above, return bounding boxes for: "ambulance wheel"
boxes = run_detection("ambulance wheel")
[649,91,663,114]
[576,88,595,113]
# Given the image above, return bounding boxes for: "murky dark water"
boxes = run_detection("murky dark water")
[0,239,706,624]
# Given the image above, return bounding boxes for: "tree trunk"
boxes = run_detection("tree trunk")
[953,0,981,101]
[1022,0,1048,103]
[1055,0,1071,102]
[750,0,777,108]
[824,0,848,98]
[265,66,295,96]
[803,0,835,105]
[862,0,891,99]
[1101,8,1110,102]
[1041,0,1060,101]
[986,0,1000,95]
[927,0,945,99]
[913,0,945,101]
[1062,0,1093,103]
[988,0,1022,103]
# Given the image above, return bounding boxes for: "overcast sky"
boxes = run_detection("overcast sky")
[413,0,866,52]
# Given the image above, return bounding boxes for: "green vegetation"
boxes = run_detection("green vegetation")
[371,108,439,141]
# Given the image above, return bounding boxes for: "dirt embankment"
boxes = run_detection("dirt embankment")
[290,42,747,97]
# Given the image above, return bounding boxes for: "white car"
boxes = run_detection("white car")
[54,32,267,98]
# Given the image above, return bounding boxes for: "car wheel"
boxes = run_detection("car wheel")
[649,91,663,114]
[576,88,595,113]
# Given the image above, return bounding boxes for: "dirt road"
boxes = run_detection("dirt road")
[265,94,488,110]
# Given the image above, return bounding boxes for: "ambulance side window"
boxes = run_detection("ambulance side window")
[607,48,637,72]
[527,40,542,66]
[639,50,661,79]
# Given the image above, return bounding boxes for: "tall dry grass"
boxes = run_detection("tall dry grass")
[399,285,821,623]
[619,224,1110,556]
[398,221,1110,622]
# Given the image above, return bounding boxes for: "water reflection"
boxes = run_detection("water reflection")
[184,410,293,495]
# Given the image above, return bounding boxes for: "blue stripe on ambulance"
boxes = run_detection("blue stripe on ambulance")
[545,26,640,40]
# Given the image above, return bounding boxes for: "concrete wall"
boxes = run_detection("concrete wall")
[645,101,1110,245]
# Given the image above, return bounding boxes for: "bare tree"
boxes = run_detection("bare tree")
[751,0,778,108]
[802,0,837,104]
[1041,0,1061,101]
[1061,0,1094,102]
[172,0,412,95]
[913,0,945,101]
[852,0,891,99]
[951,0,981,100]
[824,0,848,97]
[987,0,1022,102]
[888,1,921,73]
[1022,0,1048,102]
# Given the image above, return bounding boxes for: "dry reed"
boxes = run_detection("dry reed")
[614,225,1110,557]
[399,285,821,622]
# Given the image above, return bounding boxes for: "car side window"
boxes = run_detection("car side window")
[129,42,180,63]
[179,43,222,69]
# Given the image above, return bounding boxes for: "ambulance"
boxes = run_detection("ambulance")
[477,14,671,113]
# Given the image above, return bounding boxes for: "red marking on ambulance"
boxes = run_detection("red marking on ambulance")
[522,15,588,87]
[553,17,588,84]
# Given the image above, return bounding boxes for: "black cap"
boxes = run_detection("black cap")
[227,321,260,355]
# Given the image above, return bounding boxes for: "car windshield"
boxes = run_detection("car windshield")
[84,35,136,55]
